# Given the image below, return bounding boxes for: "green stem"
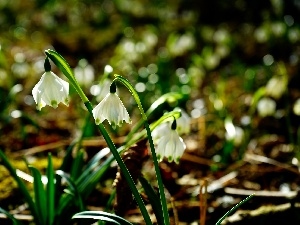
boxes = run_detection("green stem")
[84,102,151,224]
[45,50,89,103]
[45,50,152,224]
[144,122,170,225]
[114,75,170,225]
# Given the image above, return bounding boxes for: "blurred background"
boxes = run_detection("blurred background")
[1,0,300,224]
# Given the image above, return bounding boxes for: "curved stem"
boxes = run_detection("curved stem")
[114,74,170,225]
[45,50,152,224]
[45,50,89,103]
[84,102,152,224]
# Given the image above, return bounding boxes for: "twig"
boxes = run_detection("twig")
[244,153,300,175]
[170,197,179,225]
[225,187,297,199]
[199,179,208,225]
[11,137,125,157]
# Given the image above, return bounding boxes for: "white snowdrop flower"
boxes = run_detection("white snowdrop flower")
[265,76,287,99]
[151,122,170,144]
[156,120,186,164]
[257,97,276,117]
[176,108,191,135]
[293,99,300,116]
[152,109,191,143]
[74,59,95,87]
[32,58,69,111]
[92,82,131,128]
[225,124,244,146]
[104,65,113,74]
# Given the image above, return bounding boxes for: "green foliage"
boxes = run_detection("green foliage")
[0,150,39,224]
[1,1,299,224]
[139,176,164,225]
[73,211,134,225]
[0,107,180,224]
[0,147,111,225]
[0,207,23,225]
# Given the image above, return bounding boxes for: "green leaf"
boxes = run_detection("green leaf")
[75,147,110,187]
[70,149,85,180]
[77,158,111,199]
[29,166,47,225]
[73,215,120,225]
[59,142,77,172]
[47,154,55,225]
[0,150,39,224]
[139,176,164,225]
[0,207,24,225]
[72,211,133,225]
[56,170,85,215]
[249,87,266,115]
[55,153,112,220]
[84,147,110,170]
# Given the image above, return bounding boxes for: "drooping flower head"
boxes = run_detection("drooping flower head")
[265,75,287,99]
[152,109,191,143]
[175,108,191,135]
[92,82,131,128]
[151,122,170,144]
[155,119,186,164]
[32,57,69,110]
[224,118,244,146]
[293,98,300,116]
[257,97,276,117]
[74,59,95,87]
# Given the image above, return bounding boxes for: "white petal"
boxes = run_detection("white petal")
[155,128,186,163]
[176,109,191,135]
[151,123,170,144]
[32,74,47,110]
[92,93,131,128]
[174,137,186,164]
[32,71,69,110]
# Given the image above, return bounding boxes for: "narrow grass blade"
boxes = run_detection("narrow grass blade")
[56,170,85,215]
[75,148,110,195]
[29,166,47,225]
[0,207,24,225]
[73,211,133,225]
[0,150,39,224]
[84,147,110,170]
[59,142,77,172]
[70,149,85,180]
[77,160,111,199]
[55,156,112,219]
[139,176,164,225]
[47,154,55,225]
[215,194,254,225]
